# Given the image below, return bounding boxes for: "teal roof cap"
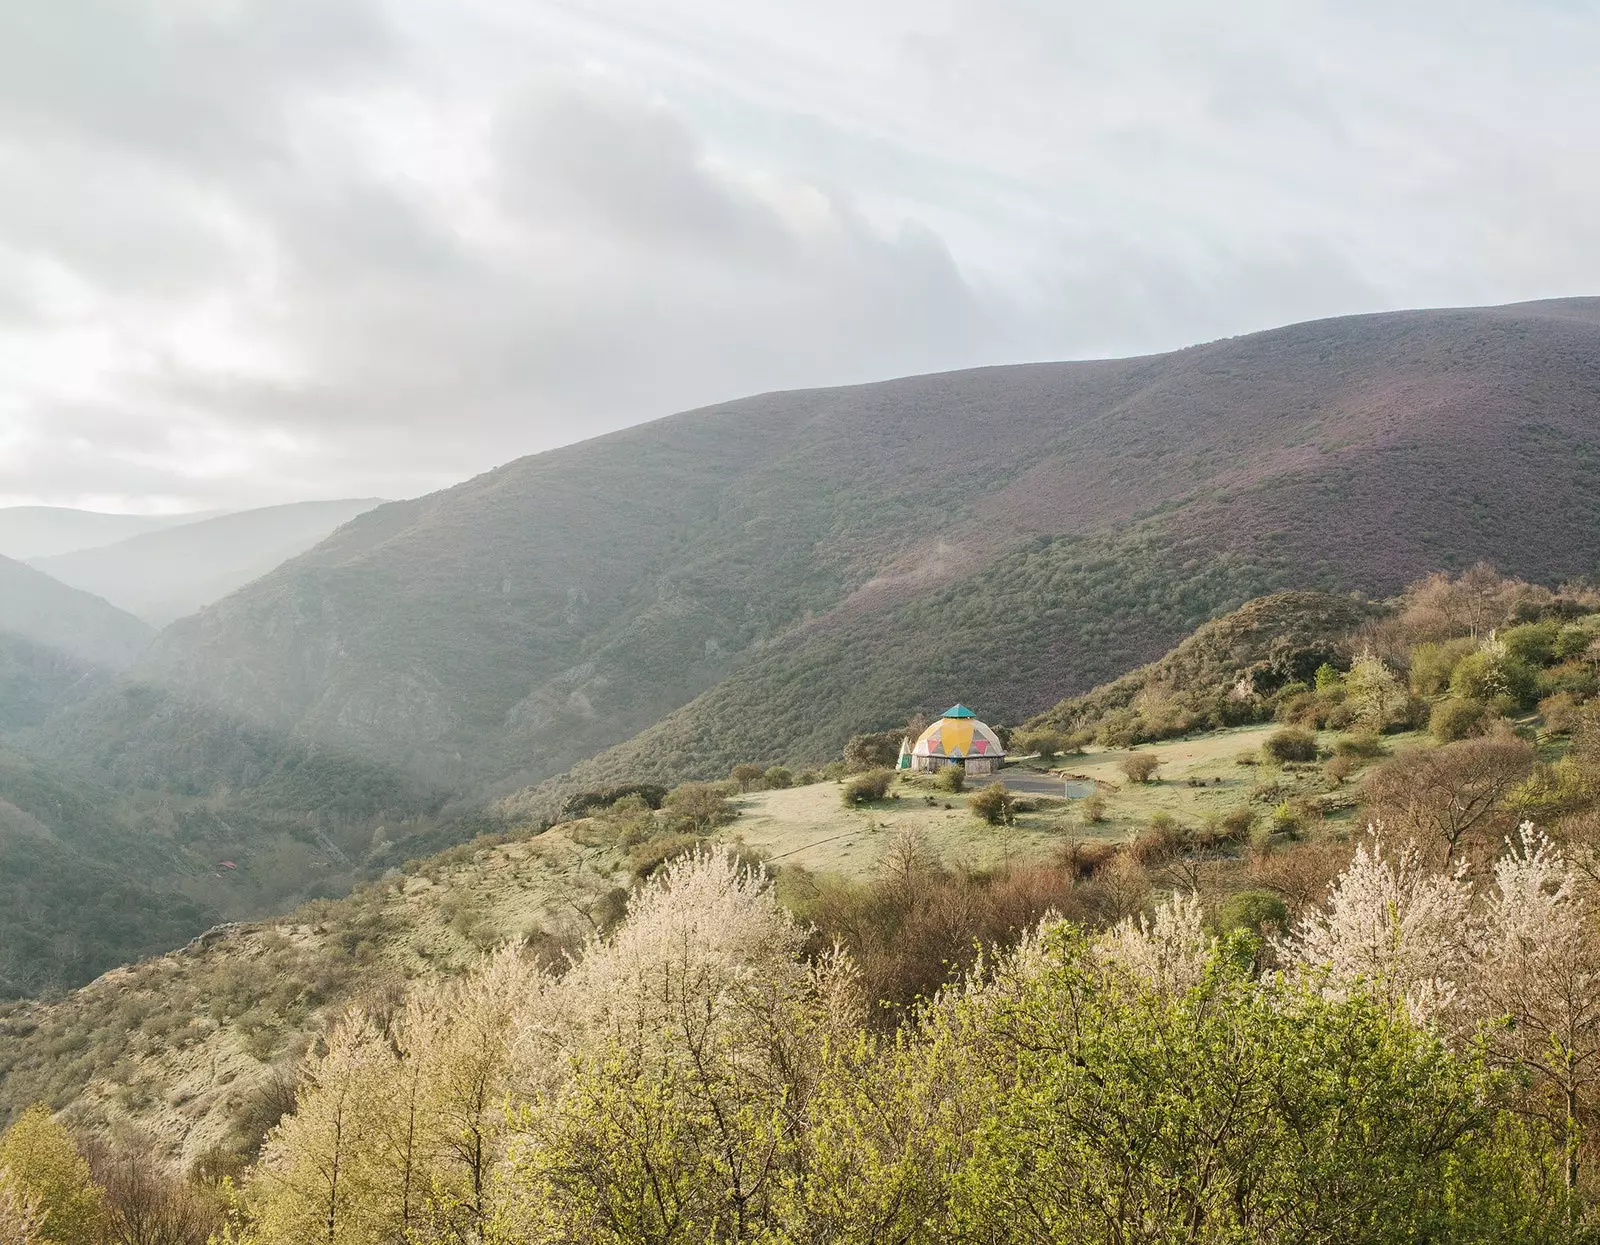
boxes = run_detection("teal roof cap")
[941,704,976,719]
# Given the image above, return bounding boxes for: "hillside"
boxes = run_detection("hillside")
[32,298,1600,820]
[0,822,629,1167]
[1027,590,1380,740]
[0,556,153,670]
[30,499,387,625]
[0,507,225,560]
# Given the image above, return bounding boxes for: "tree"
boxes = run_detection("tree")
[508,849,838,1243]
[1362,736,1536,864]
[1119,753,1159,784]
[0,1171,47,1245]
[729,764,766,792]
[844,731,902,772]
[968,783,1016,826]
[248,1016,395,1245]
[83,1136,222,1245]
[663,782,735,833]
[1281,834,1473,1026]
[1471,825,1600,1193]
[1346,649,1404,729]
[0,1106,104,1245]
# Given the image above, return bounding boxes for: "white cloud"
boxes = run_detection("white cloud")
[0,0,1597,509]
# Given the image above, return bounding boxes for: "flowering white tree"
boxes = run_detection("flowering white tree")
[1097,892,1212,994]
[1472,823,1600,1191]
[508,847,842,1243]
[1280,832,1473,1026]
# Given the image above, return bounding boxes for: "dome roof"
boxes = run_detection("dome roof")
[912,706,1005,759]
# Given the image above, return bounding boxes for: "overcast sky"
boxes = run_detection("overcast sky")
[1,1,1597,511]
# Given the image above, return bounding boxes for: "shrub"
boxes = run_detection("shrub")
[935,766,966,793]
[762,766,793,790]
[1269,800,1306,838]
[1314,663,1344,691]
[1017,729,1066,760]
[1214,806,1256,843]
[1430,698,1487,742]
[1082,793,1108,823]
[1120,753,1160,784]
[1129,815,1184,865]
[841,769,894,806]
[795,770,822,786]
[969,783,1017,826]
[1332,731,1385,758]
[1538,692,1581,735]
[1235,750,1259,767]
[1214,889,1290,936]
[1263,727,1318,764]
[1323,754,1357,784]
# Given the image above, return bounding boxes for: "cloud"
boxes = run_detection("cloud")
[0,0,1598,509]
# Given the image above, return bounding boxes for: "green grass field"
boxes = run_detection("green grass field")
[724,722,1394,880]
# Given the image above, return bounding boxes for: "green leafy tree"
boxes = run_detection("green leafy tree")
[0,1105,104,1245]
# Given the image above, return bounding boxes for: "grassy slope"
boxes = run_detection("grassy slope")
[0,824,629,1167]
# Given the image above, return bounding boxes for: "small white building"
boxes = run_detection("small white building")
[905,704,1006,777]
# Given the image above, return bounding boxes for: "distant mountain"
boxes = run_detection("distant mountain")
[0,507,225,560]
[30,499,388,624]
[0,555,153,670]
[40,298,1600,817]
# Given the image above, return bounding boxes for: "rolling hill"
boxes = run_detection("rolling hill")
[29,499,387,625]
[30,298,1600,819]
[0,507,226,561]
[0,555,153,671]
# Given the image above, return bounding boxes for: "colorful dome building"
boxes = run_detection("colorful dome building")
[905,704,1006,776]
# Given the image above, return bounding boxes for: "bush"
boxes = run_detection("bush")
[1430,698,1487,742]
[1214,889,1289,936]
[1323,754,1357,784]
[935,766,966,793]
[1120,753,1160,784]
[841,769,894,806]
[762,766,793,790]
[1082,793,1108,823]
[1016,729,1066,760]
[1332,731,1385,758]
[1538,692,1582,735]
[1314,663,1344,691]
[795,770,822,786]
[1129,815,1185,865]
[1263,727,1318,764]
[1213,806,1256,844]
[969,783,1017,826]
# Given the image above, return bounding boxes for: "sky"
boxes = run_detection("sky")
[1,1,1598,512]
